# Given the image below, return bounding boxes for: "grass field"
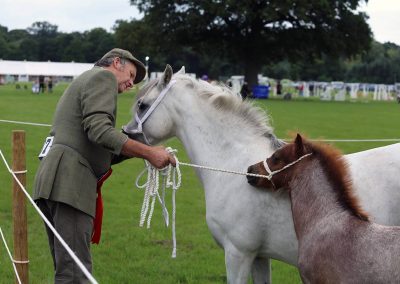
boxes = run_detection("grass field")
[0,83,399,283]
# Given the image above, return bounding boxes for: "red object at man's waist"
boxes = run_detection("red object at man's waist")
[91,168,113,244]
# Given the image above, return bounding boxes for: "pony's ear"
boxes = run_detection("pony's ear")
[176,66,185,75]
[158,64,173,89]
[294,134,304,157]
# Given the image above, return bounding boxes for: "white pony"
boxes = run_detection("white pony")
[123,65,400,284]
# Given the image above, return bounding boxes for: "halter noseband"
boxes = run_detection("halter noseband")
[122,80,177,145]
[262,153,312,185]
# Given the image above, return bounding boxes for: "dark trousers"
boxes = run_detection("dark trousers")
[36,199,93,284]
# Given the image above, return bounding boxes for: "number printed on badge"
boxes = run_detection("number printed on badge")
[38,136,54,159]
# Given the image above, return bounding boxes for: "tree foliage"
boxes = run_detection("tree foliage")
[0,16,399,84]
[0,22,116,62]
[130,0,373,85]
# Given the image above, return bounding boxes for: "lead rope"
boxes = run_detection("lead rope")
[135,148,181,258]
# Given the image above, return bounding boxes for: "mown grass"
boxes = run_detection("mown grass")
[0,83,399,283]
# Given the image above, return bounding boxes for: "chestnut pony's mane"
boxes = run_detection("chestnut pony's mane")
[303,140,369,221]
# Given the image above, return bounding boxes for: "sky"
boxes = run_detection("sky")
[1,0,400,46]
[0,0,142,33]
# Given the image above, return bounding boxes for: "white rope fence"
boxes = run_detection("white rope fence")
[0,150,99,284]
[285,138,400,142]
[1,117,399,143]
[0,227,24,284]
[0,119,51,127]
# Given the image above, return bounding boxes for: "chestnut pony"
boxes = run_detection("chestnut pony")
[247,134,400,283]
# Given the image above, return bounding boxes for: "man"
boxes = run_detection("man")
[33,48,175,283]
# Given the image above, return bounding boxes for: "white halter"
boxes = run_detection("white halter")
[263,153,313,180]
[123,80,177,145]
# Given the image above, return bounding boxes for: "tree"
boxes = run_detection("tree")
[5,29,32,60]
[130,0,372,86]
[114,19,201,74]
[27,21,59,61]
[82,28,116,63]
[0,25,9,58]
[346,41,400,84]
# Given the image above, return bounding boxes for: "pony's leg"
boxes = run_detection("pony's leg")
[251,257,271,284]
[224,247,254,284]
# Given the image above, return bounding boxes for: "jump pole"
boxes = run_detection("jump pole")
[12,130,29,284]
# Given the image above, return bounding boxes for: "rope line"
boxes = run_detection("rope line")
[178,161,271,179]
[0,119,398,143]
[12,170,27,174]
[291,138,400,142]
[13,259,30,264]
[0,119,51,127]
[0,150,98,284]
[0,227,23,284]
[0,118,398,143]
[1,118,399,143]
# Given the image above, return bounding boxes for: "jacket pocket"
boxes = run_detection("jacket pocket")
[33,147,64,200]
[51,147,98,216]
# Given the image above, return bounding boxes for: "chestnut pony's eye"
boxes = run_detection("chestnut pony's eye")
[271,155,280,164]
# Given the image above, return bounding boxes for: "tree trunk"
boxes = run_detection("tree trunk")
[244,57,261,89]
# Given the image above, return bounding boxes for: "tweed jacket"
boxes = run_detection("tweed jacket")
[33,67,128,217]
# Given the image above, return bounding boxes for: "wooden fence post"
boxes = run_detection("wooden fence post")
[12,130,29,284]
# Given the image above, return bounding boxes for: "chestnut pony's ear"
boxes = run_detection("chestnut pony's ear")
[294,133,304,157]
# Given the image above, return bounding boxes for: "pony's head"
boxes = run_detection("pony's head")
[247,134,369,220]
[122,64,184,144]
[247,134,312,190]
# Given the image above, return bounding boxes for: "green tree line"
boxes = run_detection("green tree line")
[0,14,399,85]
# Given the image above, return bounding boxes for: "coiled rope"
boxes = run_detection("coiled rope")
[135,148,181,258]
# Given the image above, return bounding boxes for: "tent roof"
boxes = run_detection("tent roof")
[0,60,94,77]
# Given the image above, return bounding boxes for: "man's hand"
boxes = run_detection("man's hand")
[145,145,176,169]
[121,139,176,169]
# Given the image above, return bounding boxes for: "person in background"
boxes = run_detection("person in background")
[33,48,176,283]
[48,77,53,93]
[309,83,315,96]
[32,80,40,94]
[276,80,282,95]
[39,75,45,93]
[240,81,250,100]
[298,83,304,96]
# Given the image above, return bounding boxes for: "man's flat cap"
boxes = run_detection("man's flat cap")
[100,48,146,84]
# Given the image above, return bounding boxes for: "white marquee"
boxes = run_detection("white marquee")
[0,60,93,78]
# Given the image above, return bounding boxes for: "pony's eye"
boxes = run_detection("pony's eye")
[137,100,148,111]
[272,156,280,164]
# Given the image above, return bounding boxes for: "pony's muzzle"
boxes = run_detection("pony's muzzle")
[122,126,142,140]
[247,166,259,186]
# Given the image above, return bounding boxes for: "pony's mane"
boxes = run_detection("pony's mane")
[304,140,369,221]
[173,74,275,138]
